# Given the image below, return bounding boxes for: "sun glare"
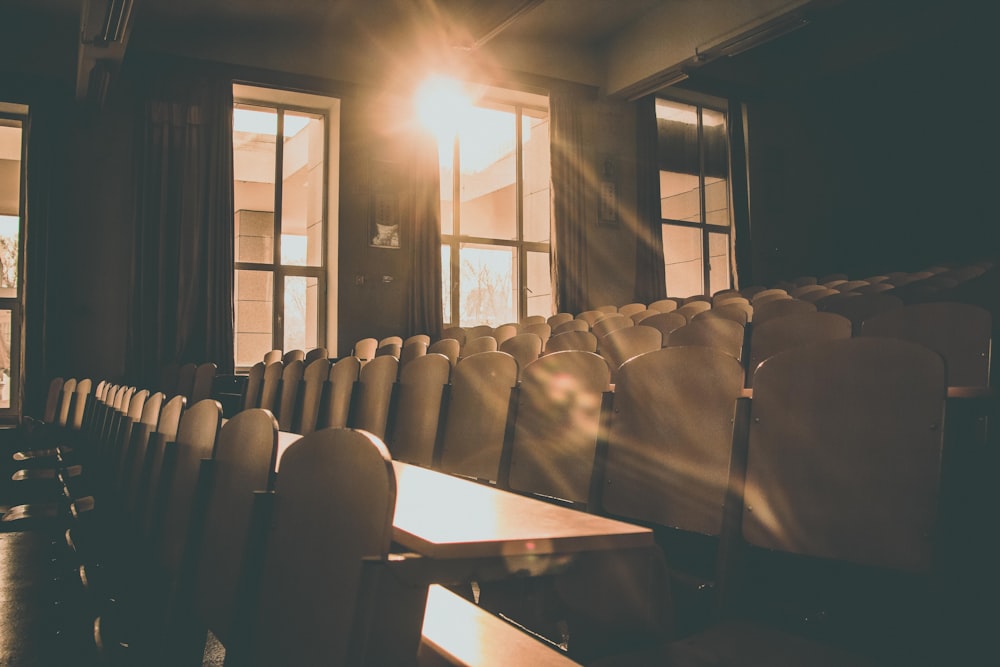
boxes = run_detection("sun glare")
[415,76,472,145]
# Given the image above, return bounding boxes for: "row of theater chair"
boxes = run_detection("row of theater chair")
[232,334,992,664]
[8,377,584,665]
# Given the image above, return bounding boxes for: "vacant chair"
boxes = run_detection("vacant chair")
[437,351,518,482]
[694,303,750,326]
[465,324,494,342]
[641,311,688,343]
[241,429,397,666]
[505,351,611,507]
[281,349,305,364]
[399,339,428,370]
[375,342,401,358]
[348,354,398,440]
[820,292,904,335]
[461,335,498,358]
[648,298,680,313]
[739,285,767,300]
[599,326,662,378]
[296,357,330,435]
[499,332,543,378]
[493,323,519,346]
[750,288,790,305]
[321,355,361,429]
[712,293,750,307]
[403,334,431,347]
[748,312,852,386]
[386,352,451,467]
[798,286,840,303]
[522,322,552,349]
[353,337,378,362]
[576,310,605,327]
[241,362,265,412]
[547,312,575,328]
[440,326,467,348]
[618,303,646,318]
[427,337,460,367]
[591,313,633,339]
[262,349,282,365]
[258,361,283,413]
[379,335,403,348]
[190,362,217,403]
[836,279,871,292]
[789,284,828,299]
[667,317,745,361]
[860,301,992,388]
[630,309,657,324]
[521,315,547,327]
[544,330,598,354]
[303,347,328,365]
[752,298,817,326]
[275,358,305,432]
[733,338,950,665]
[552,318,589,335]
[675,300,712,321]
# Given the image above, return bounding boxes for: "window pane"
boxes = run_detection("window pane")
[0,122,22,295]
[656,99,700,222]
[235,269,273,367]
[659,171,700,222]
[708,232,731,295]
[281,111,325,267]
[526,250,551,318]
[441,245,452,324]
[459,244,515,327]
[459,106,516,240]
[522,113,550,243]
[284,275,319,352]
[663,224,703,297]
[0,308,10,408]
[234,104,276,263]
[703,108,730,227]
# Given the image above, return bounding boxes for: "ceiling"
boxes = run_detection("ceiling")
[3,0,968,102]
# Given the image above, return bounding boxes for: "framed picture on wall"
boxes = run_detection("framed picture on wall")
[370,160,403,249]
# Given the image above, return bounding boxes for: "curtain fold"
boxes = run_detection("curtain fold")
[127,67,235,387]
[633,95,667,303]
[406,130,443,340]
[549,88,590,315]
[728,98,752,287]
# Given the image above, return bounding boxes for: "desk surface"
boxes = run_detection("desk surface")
[391,461,652,559]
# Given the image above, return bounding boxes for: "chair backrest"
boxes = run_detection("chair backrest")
[546,312,574,328]
[465,324,494,342]
[694,302,750,326]
[799,287,840,303]
[259,361,284,413]
[603,346,744,536]
[675,301,712,321]
[599,326,662,375]
[860,301,992,388]
[191,362,218,402]
[647,298,679,313]
[440,326,467,347]
[493,323,519,346]
[349,355,398,439]
[399,339,428,370]
[592,313,633,339]
[126,394,187,517]
[276,358,305,432]
[353,337,378,362]
[748,312,852,385]
[156,398,222,576]
[743,338,946,572]
[618,302,647,318]
[375,342,401,359]
[499,332,543,378]
[506,351,610,507]
[247,429,396,667]
[819,292,904,335]
[282,349,305,364]
[242,362,266,411]
[666,317,745,361]
[70,378,93,430]
[789,284,828,299]
[520,315,547,327]
[641,311,688,342]
[303,347,328,365]
[57,378,77,428]
[595,304,619,313]
[521,322,552,348]
[379,335,403,348]
[552,318,589,335]
[194,408,279,646]
[750,289,791,306]
[544,330,598,354]
[323,356,361,429]
[387,353,451,467]
[438,351,518,482]
[427,338,460,367]
[41,376,64,423]
[404,334,431,347]
[297,357,331,435]
[263,349,282,365]
[576,309,605,326]
[752,298,817,326]
[461,335,498,358]
[713,293,750,307]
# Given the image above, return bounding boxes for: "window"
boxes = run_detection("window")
[0,105,26,417]
[656,97,732,297]
[436,94,551,327]
[233,87,337,368]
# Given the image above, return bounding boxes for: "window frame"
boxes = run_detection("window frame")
[233,97,329,369]
[657,93,733,297]
[440,97,550,327]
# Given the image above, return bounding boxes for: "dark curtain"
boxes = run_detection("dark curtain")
[728,99,752,286]
[549,87,589,315]
[127,67,235,387]
[406,131,443,339]
[22,94,70,417]
[633,95,667,303]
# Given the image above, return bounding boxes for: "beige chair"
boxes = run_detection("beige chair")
[576,309,605,326]
[386,352,451,467]
[552,318,589,335]
[618,303,647,318]
[281,349,305,364]
[353,337,378,362]
[648,298,680,313]
[493,323,519,346]
[321,355,361,429]
[546,312,574,328]
[440,326,467,348]
[521,315,547,327]
[399,339,428,370]
[242,362,265,411]
[403,334,431,347]
[262,349,282,365]
[275,358,305,432]
[499,332,543,378]
[748,312,852,386]
[258,361,283,413]
[297,356,331,435]
[599,326,662,378]
[427,337,460,367]
[694,302,750,326]
[675,300,712,321]
[303,347,328,365]
[667,317,745,361]
[190,362,217,403]
[348,354,398,440]
[465,324,494,342]
[752,298,817,326]
[642,311,688,343]
[521,322,552,349]
[461,335,499,358]
[820,292,904,335]
[544,330,598,354]
[591,313,633,339]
